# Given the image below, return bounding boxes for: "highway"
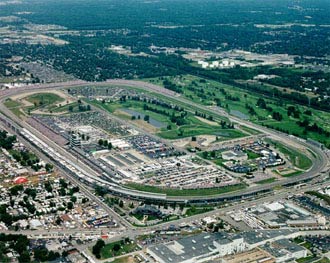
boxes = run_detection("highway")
[0,80,328,204]
[0,178,329,239]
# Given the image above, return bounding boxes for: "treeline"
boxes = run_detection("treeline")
[163,79,183,93]
[128,95,184,112]
[194,68,330,112]
[297,119,330,138]
[143,104,172,117]
[194,111,214,121]
[0,233,62,263]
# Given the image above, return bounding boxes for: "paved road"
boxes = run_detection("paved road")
[1,178,328,237]
[0,80,328,203]
[0,110,132,230]
[0,79,329,263]
[0,80,329,198]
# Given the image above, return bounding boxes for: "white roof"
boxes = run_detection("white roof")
[264,202,284,211]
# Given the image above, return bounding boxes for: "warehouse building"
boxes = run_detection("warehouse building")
[147,230,304,263]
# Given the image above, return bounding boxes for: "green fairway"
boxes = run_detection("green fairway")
[147,75,330,148]
[90,96,246,140]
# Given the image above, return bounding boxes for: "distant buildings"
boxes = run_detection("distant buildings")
[197,60,236,69]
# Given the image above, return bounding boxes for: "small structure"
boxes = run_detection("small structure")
[132,205,164,219]
[13,176,28,184]
[70,133,81,148]
[222,150,248,162]
[260,239,307,262]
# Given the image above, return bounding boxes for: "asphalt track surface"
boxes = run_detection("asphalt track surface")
[0,80,328,203]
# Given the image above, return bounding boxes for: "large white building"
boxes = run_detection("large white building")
[147,232,245,263]
[147,230,306,263]
[261,239,307,262]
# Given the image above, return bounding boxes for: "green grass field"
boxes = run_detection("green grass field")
[245,150,261,160]
[270,141,313,170]
[101,240,138,259]
[51,101,80,113]
[147,75,330,148]
[26,93,64,108]
[3,99,24,117]
[125,182,246,196]
[278,170,303,177]
[185,206,214,216]
[255,178,276,184]
[132,213,159,221]
[296,255,317,263]
[316,258,330,263]
[91,98,245,140]
[3,99,21,108]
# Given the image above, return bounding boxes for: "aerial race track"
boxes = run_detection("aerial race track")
[0,80,328,204]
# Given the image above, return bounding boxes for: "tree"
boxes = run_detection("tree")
[143,115,150,122]
[18,251,30,263]
[44,181,52,193]
[70,196,77,203]
[210,151,216,158]
[33,248,49,262]
[108,142,113,150]
[113,243,121,252]
[119,200,124,208]
[202,151,208,159]
[67,202,73,210]
[59,187,66,196]
[9,185,23,196]
[59,178,68,188]
[45,163,53,172]
[95,185,107,197]
[92,239,105,259]
[62,251,69,257]
[256,98,267,109]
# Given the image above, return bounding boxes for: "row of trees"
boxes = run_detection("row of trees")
[98,139,113,149]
